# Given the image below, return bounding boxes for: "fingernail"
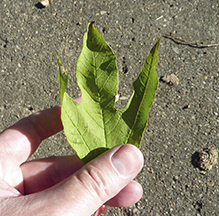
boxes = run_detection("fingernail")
[111,144,144,177]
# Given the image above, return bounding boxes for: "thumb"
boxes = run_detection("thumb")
[41,144,144,215]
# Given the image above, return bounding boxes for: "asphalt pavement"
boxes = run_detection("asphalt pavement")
[0,0,219,215]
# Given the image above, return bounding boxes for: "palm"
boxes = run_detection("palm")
[0,154,24,196]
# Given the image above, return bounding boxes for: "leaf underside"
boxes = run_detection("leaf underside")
[57,22,160,163]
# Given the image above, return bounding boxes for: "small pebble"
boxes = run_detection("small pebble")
[39,0,52,7]
[161,73,179,85]
[115,93,120,102]
[100,11,107,15]
[172,46,179,54]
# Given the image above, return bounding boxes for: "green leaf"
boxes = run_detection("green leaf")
[57,22,159,163]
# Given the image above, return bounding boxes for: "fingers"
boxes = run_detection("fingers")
[0,106,63,164]
[32,144,144,215]
[106,181,143,207]
[0,97,82,165]
[20,155,84,194]
[21,154,142,206]
[74,97,81,103]
[2,144,144,215]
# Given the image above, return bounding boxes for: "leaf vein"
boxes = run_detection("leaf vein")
[65,110,91,152]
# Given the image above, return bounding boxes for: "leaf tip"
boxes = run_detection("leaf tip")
[56,51,62,66]
[88,21,96,33]
[155,38,160,50]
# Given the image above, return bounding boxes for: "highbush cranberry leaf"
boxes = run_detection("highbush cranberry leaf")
[57,22,159,163]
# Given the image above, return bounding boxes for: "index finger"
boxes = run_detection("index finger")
[0,106,63,165]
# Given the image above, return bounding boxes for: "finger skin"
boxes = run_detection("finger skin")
[106,181,143,207]
[21,155,142,207]
[0,97,81,165]
[45,144,144,215]
[0,98,81,191]
[21,155,84,194]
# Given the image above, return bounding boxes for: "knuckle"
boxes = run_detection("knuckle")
[76,164,112,201]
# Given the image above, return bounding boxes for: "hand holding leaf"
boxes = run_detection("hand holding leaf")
[57,22,159,163]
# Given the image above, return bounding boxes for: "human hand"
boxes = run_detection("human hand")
[0,103,144,215]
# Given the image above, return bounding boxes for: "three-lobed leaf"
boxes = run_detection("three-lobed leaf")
[57,22,159,163]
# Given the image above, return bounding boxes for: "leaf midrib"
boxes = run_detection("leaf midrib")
[127,56,155,143]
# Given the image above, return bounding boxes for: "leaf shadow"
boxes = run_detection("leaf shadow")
[35,2,46,9]
[82,147,109,163]
[191,151,200,169]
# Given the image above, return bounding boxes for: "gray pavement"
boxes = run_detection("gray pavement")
[1,0,219,215]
